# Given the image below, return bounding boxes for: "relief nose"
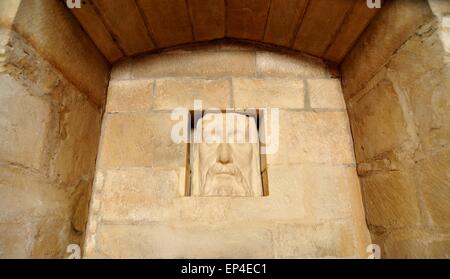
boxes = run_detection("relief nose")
[217,143,232,164]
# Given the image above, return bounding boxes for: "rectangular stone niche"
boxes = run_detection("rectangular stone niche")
[184,110,269,197]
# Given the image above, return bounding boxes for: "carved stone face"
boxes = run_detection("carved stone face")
[191,112,263,197]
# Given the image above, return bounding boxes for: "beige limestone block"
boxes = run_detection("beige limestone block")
[415,149,450,226]
[256,51,329,78]
[272,222,357,258]
[0,223,36,259]
[13,0,110,105]
[308,79,346,109]
[341,0,433,98]
[428,0,450,17]
[110,60,131,81]
[31,217,71,259]
[154,79,231,110]
[301,165,356,220]
[388,35,450,154]
[0,74,50,170]
[71,180,92,234]
[268,111,355,165]
[167,162,362,233]
[233,78,304,109]
[132,51,256,78]
[175,165,308,224]
[98,113,186,169]
[361,169,421,228]
[50,86,102,186]
[100,168,180,222]
[348,79,410,162]
[0,165,70,223]
[0,0,21,29]
[106,80,153,112]
[428,239,450,259]
[94,223,274,259]
[382,229,429,259]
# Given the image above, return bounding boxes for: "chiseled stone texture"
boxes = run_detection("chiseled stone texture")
[272,222,357,258]
[87,43,369,259]
[98,113,187,169]
[0,25,103,258]
[12,0,110,105]
[154,79,231,110]
[341,1,450,258]
[256,51,330,78]
[0,74,50,170]
[94,223,274,259]
[415,149,450,227]
[360,168,421,228]
[268,111,355,165]
[131,51,256,78]
[106,80,153,112]
[348,79,412,162]
[233,78,304,109]
[308,79,346,110]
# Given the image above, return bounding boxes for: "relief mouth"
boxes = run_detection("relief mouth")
[208,163,240,176]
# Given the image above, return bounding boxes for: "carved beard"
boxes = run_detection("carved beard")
[202,163,252,196]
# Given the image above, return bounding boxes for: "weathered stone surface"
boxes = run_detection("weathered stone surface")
[51,86,102,187]
[106,80,153,112]
[387,28,450,155]
[341,0,433,98]
[256,51,329,78]
[0,223,35,259]
[154,79,230,110]
[71,182,91,234]
[268,111,355,165]
[31,217,71,259]
[348,79,411,162]
[110,60,131,81]
[0,165,69,223]
[0,74,50,170]
[87,43,369,259]
[0,0,21,29]
[308,79,346,109]
[98,113,186,169]
[428,239,450,259]
[13,0,110,105]
[361,169,421,228]
[302,165,356,220]
[94,223,274,259]
[233,78,304,109]
[415,149,450,226]
[100,168,180,222]
[428,0,450,17]
[132,51,256,78]
[382,229,429,259]
[272,222,357,258]
[267,165,357,222]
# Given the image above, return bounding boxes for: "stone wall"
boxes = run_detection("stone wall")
[0,0,107,258]
[341,0,450,258]
[84,43,371,258]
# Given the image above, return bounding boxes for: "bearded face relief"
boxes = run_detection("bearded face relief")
[191,112,263,197]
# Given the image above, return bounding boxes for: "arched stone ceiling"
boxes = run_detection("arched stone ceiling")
[69,0,381,64]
